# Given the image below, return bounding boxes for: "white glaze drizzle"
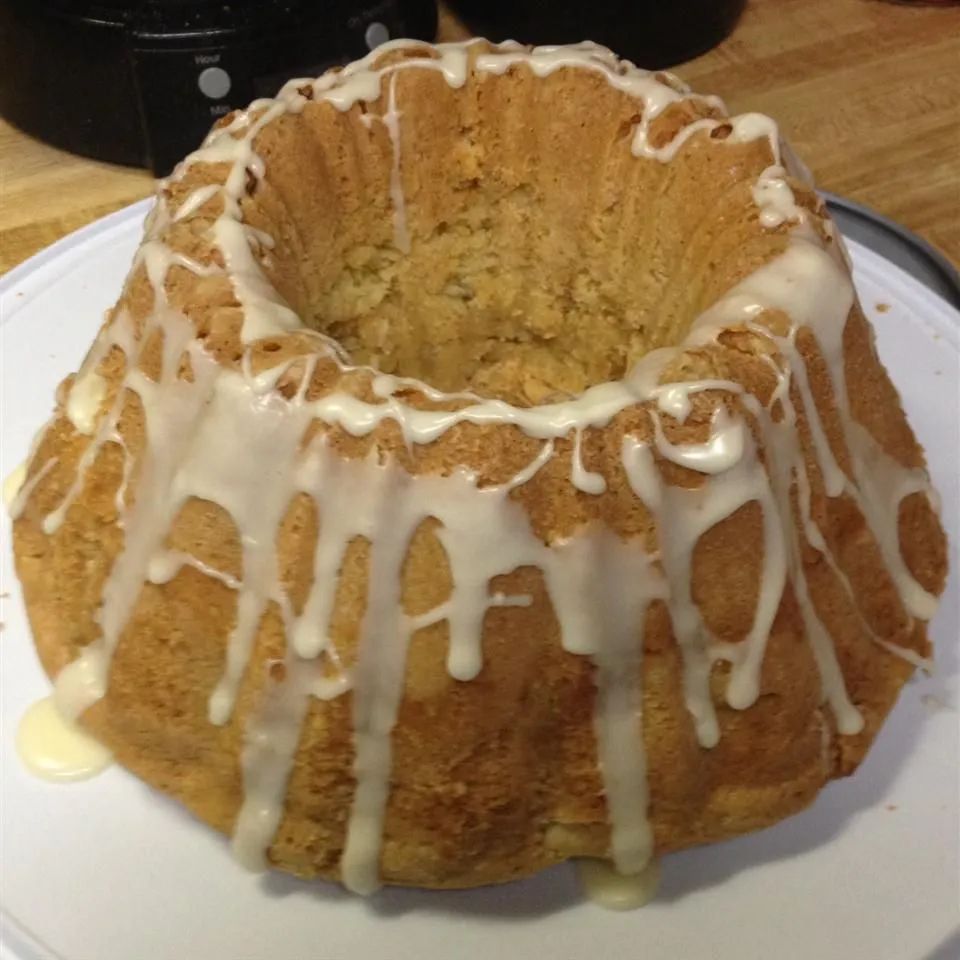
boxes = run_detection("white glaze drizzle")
[738,388,865,736]
[652,377,742,423]
[623,409,788,745]
[651,405,746,475]
[13,40,941,900]
[7,458,56,518]
[843,421,940,621]
[577,531,666,873]
[232,659,313,871]
[53,304,221,720]
[6,422,55,518]
[752,165,800,229]
[158,38,791,348]
[578,857,661,910]
[570,428,607,494]
[15,696,113,782]
[472,41,726,163]
[382,71,411,254]
[3,461,28,508]
[66,370,107,435]
[172,183,221,221]
[697,231,940,624]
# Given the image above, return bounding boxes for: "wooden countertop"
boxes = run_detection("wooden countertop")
[2,0,958,276]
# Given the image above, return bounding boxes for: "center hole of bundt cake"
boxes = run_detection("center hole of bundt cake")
[258,66,724,407]
[301,187,689,408]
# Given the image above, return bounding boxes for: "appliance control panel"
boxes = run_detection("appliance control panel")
[128,0,434,173]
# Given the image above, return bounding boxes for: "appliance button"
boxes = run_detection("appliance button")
[365,22,390,50]
[197,66,232,100]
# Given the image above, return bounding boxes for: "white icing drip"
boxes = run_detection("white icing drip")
[383,71,411,254]
[137,239,222,281]
[111,430,133,525]
[338,456,666,890]
[172,102,301,343]
[844,421,940,621]
[289,446,389,664]
[759,350,933,671]
[43,403,122,534]
[8,458,56,521]
[3,460,27,512]
[818,709,832,775]
[652,405,746,475]
[290,39,475,113]
[172,184,221,221]
[679,242,913,729]
[16,697,113,782]
[800,481,935,676]
[761,324,848,499]
[170,375,313,725]
[6,421,53,516]
[726,113,782,160]
[489,590,533,608]
[3,461,28,509]
[570,428,607,494]
[240,353,299,394]
[472,42,729,163]
[53,311,220,721]
[220,400,661,889]
[244,225,276,252]
[232,661,312,871]
[874,637,933,672]
[578,857,661,910]
[223,418,557,890]
[741,390,864,735]
[752,165,802,229]
[66,371,107,435]
[369,371,481,404]
[432,457,553,683]
[280,378,643,445]
[584,532,666,874]
[54,647,110,721]
[793,574,864,735]
[635,117,717,163]
[147,549,242,591]
[620,438,713,745]
[699,234,938,621]
[652,378,742,423]
[623,412,788,740]
[693,230,853,361]
[339,466,418,895]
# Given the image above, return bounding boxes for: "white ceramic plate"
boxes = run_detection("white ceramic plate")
[1,202,958,960]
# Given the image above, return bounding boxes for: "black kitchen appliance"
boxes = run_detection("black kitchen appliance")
[445,0,747,68]
[0,0,438,175]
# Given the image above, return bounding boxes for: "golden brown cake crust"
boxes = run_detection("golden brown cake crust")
[11,40,947,891]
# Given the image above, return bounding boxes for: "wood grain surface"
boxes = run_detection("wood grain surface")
[1,0,958,276]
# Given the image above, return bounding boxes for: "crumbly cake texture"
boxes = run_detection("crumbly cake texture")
[11,40,947,892]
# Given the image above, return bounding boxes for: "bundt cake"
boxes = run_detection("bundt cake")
[9,39,947,897]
